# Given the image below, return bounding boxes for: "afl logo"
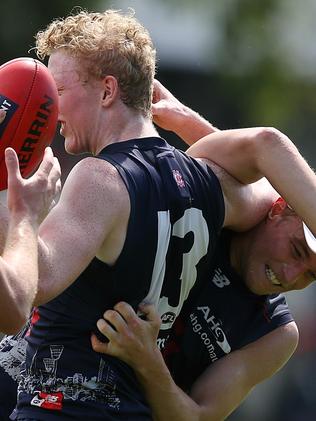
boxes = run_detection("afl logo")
[161,312,176,324]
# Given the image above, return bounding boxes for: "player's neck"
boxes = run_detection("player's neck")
[94,107,159,154]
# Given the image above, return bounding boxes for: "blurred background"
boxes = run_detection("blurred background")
[1,0,316,419]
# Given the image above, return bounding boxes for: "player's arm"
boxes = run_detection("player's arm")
[0,147,61,333]
[201,160,279,231]
[187,128,316,235]
[189,321,298,420]
[153,80,316,233]
[152,80,278,231]
[92,302,298,421]
[34,157,129,305]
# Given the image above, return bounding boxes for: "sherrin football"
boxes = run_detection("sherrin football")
[0,57,58,190]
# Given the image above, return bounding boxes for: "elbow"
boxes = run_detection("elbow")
[252,126,294,168]
[254,127,292,151]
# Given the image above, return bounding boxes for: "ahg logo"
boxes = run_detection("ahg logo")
[197,306,231,354]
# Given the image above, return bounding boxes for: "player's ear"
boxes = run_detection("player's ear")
[101,75,119,107]
[268,197,287,219]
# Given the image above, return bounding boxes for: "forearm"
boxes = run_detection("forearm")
[134,350,201,421]
[172,106,219,146]
[0,213,38,333]
[190,324,298,421]
[254,129,316,234]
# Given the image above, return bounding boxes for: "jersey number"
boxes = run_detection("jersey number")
[144,208,209,331]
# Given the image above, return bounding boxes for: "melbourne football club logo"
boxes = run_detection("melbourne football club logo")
[172,169,186,188]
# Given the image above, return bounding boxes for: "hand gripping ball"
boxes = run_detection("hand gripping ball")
[0,57,58,190]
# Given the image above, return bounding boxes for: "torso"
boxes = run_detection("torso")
[15,137,225,420]
[163,230,294,391]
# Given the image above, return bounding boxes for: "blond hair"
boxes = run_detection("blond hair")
[35,9,156,116]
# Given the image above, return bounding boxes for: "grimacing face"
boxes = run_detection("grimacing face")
[236,203,316,295]
[48,51,105,155]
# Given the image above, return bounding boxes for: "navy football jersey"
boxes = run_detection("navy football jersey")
[0,367,16,421]
[0,322,30,421]
[163,230,294,391]
[15,138,224,420]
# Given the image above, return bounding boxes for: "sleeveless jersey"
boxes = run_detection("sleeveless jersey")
[15,137,225,420]
[163,230,294,391]
[0,322,30,421]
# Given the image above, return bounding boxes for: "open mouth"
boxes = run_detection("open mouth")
[265,265,282,286]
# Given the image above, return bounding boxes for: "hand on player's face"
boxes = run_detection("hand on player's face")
[5,146,61,224]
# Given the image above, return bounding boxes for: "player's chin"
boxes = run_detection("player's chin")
[64,139,84,156]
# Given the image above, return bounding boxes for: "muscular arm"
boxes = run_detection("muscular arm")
[188,128,316,235]
[92,303,298,421]
[190,322,298,420]
[152,80,316,233]
[0,147,61,333]
[200,159,278,231]
[34,157,129,305]
[0,208,38,333]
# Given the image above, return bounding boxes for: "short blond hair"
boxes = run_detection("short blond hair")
[35,9,156,116]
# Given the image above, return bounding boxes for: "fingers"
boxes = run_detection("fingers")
[47,156,62,192]
[101,308,128,334]
[113,301,161,327]
[33,149,61,205]
[96,317,114,338]
[0,109,6,124]
[153,79,164,92]
[152,79,168,105]
[5,148,22,185]
[138,302,161,326]
[151,102,160,116]
[91,333,110,354]
[153,79,169,101]
[113,302,137,322]
[35,147,55,179]
[54,178,62,200]
[152,79,161,104]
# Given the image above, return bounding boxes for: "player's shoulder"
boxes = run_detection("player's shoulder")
[67,156,125,191]
[60,156,129,215]
[73,156,120,176]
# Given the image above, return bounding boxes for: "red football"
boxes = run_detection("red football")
[0,57,58,190]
